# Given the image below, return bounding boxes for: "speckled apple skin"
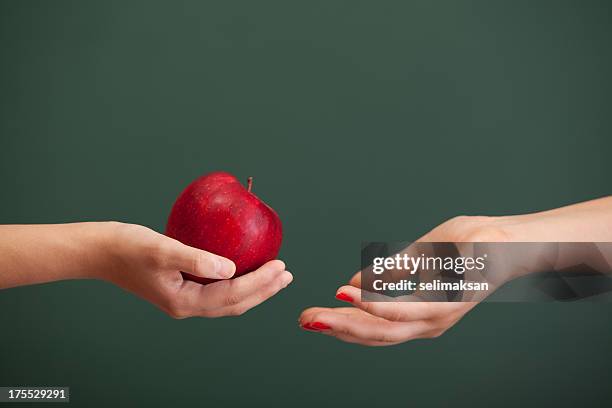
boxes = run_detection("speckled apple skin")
[166,172,283,284]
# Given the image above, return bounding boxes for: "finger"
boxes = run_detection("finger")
[196,260,286,312]
[329,323,444,346]
[166,239,236,279]
[299,306,357,321]
[203,270,293,317]
[300,309,396,346]
[349,272,361,288]
[331,332,399,347]
[334,285,452,321]
[298,307,365,330]
[299,307,432,345]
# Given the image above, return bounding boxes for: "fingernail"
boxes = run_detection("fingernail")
[311,322,331,330]
[281,271,293,287]
[301,321,331,331]
[335,292,353,302]
[219,258,235,278]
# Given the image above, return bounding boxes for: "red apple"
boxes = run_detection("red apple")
[166,171,283,284]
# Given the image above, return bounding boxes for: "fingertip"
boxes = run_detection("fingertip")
[218,257,236,279]
[336,285,358,299]
[281,271,293,287]
[298,306,322,323]
[298,308,312,323]
[298,313,309,327]
[337,284,355,292]
[303,321,331,331]
[266,259,286,271]
[335,291,354,303]
[349,272,361,288]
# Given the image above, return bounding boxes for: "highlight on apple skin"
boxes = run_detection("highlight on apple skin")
[166,171,283,284]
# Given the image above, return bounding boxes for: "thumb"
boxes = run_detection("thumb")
[169,241,236,279]
[349,271,361,288]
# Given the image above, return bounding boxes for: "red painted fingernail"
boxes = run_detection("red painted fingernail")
[335,292,354,302]
[301,322,315,331]
[310,321,331,330]
[301,321,331,331]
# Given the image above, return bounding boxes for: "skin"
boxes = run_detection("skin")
[1,197,610,333]
[0,222,292,318]
[299,196,612,346]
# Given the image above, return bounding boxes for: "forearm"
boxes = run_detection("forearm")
[498,196,612,242]
[0,222,117,289]
[494,196,612,280]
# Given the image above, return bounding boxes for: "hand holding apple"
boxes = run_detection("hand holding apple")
[105,223,292,318]
[0,222,292,318]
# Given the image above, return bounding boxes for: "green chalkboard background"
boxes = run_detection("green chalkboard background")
[1,1,611,407]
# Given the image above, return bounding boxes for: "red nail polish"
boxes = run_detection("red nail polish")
[301,322,315,331]
[335,292,354,302]
[310,321,331,330]
[301,321,331,331]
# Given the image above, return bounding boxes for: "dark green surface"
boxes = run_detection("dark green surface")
[1,1,611,407]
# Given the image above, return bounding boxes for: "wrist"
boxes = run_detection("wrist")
[78,221,125,281]
[483,216,557,280]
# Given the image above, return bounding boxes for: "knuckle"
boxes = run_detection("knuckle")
[359,302,375,315]
[115,222,144,238]
[224,293,242,307]
[150,240,173,268]
[193,251,212,274]
[372,332,395,343]
[333,325,352,337]
[385,308,405,322]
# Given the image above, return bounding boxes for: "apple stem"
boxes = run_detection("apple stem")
[247,177,253,193]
